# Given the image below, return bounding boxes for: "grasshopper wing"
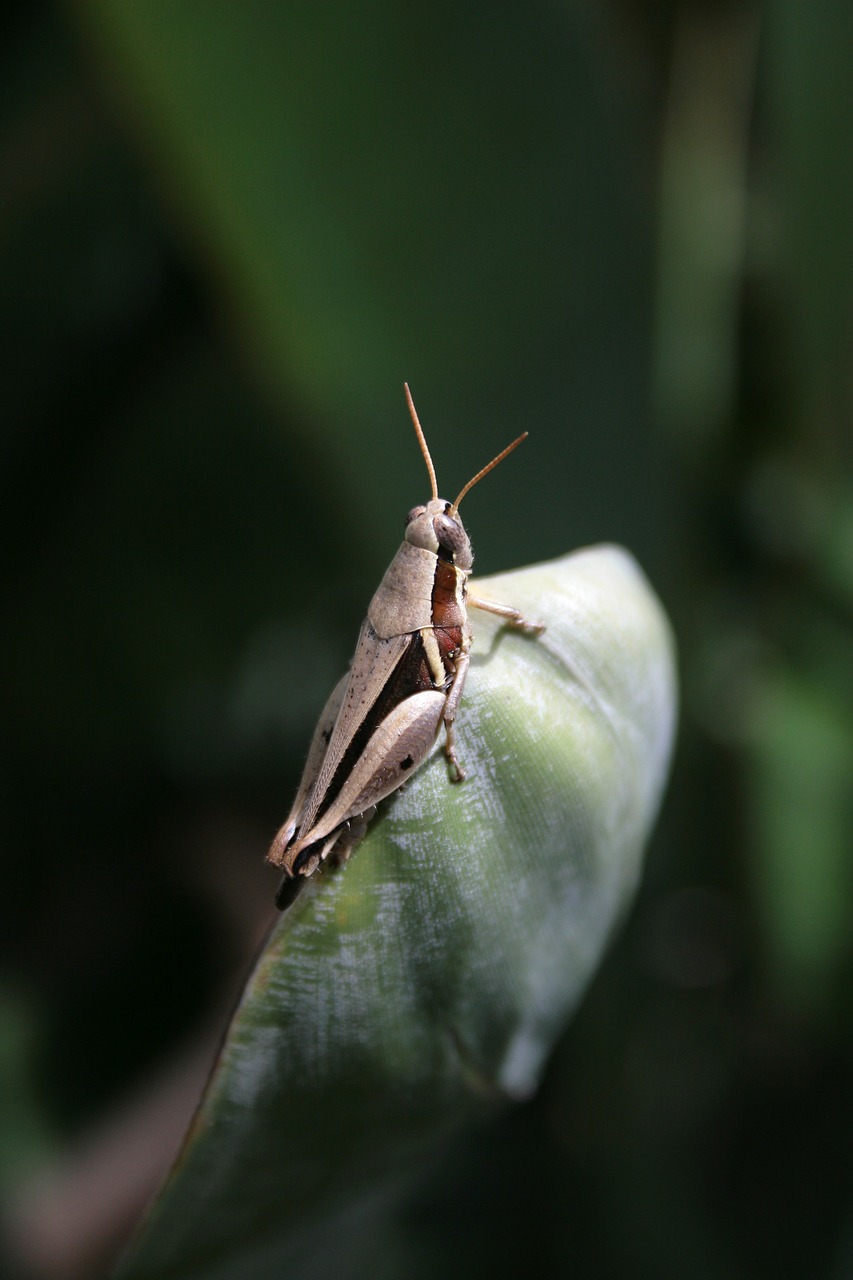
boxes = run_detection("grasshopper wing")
[287,688,447,857]
[267,670,349,862]
[267,622,410,868]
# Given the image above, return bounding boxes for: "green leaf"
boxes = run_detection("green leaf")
[68,0,652,564]
[116,546,676,1280]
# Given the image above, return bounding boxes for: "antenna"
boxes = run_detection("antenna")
[450,432,528,514]
[403,384,438,501]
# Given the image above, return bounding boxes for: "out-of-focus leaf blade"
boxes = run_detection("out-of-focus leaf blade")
[116,546,676,1280]
[68,0,653,569]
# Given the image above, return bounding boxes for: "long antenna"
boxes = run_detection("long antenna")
[450,432,528,514]
[403,383,438,501]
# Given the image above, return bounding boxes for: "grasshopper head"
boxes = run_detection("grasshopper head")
[404,498,473,570]
[402,382,526,577]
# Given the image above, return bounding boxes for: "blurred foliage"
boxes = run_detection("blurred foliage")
[1,0,853,1277]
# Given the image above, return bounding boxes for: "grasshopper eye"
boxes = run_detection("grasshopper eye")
[405,505,427,527]
[433,513,471,566]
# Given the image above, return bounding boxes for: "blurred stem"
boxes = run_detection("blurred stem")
[764,0,853,470]
[653,3,758,453]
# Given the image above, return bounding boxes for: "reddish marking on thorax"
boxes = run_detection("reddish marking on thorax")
[432,559,465,661]
[432,560,466,627]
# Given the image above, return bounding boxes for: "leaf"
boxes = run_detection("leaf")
[68,0,653,568]
[116,546,676,1280]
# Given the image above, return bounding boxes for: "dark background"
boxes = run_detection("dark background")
[3,2,853,1276]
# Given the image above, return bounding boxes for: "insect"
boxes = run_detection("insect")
[267,385,544,909]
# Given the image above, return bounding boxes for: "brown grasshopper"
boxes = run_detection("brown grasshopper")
[267,385,544,909]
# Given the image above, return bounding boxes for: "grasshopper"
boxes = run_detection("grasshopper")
[268,385,544,909]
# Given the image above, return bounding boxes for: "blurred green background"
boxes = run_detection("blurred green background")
[2,1,853,1276]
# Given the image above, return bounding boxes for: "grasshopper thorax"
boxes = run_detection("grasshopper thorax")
[404,498,473,571]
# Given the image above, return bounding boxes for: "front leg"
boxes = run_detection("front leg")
[467,594,545,635]
[442,649,470,782]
